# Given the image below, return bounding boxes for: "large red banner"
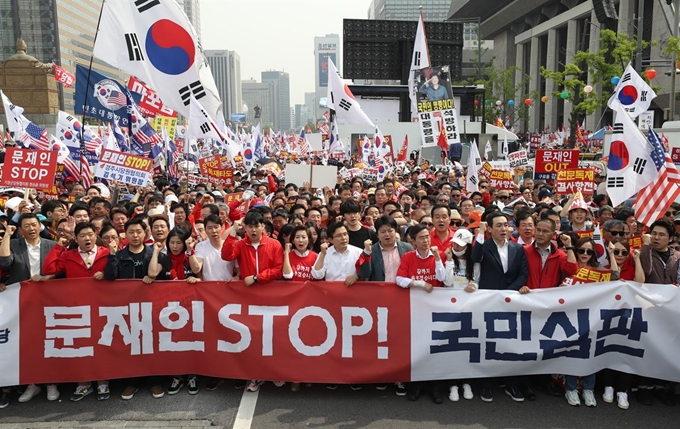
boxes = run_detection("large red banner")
[16,280,410,385]
[0,147,58,189]
[534,149,579,180]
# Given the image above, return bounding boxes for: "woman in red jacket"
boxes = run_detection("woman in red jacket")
[282,225,318,282]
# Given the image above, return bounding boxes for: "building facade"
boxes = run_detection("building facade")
[205,49,242,120]
[0,0,127,112]
[450,0,672,132]
[176,0,201,40]
[261,70,291,130]
[314,34,340,122]
[242,79,275,127]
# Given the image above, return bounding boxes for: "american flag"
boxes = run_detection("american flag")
[21,122,50,150]
[635,129,680,227]
[83,126,103,153]
[107,89,128,107]
[297,130,309,156]
[80,155,92,188]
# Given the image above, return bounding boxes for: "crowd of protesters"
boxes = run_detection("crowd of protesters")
[0,158,678,411]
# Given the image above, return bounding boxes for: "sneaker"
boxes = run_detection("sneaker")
[350,384,363,391]
[187,377,199,395]
[206,378,224,391]
[97,384,110,401]
[0,390,9,409]
[395,382,407,396]
[273,381,285,388]
[70,384,93,402]
[480,387,493,402]
[233,379,247,390]
[326,384,338,390]
[121,386,138,400]
[565,389,581,407]
[290,382,301,392]
[151,385,165,399]
[505,385,525,402]
[375,384,387,391]
[603,386,614,403]
[449,385,460,402]
[246,380,263,392]
[462,383,473,400]
[18,384,41,403]
[617,392,630,410]
[583,389,597,407]
[168,377,184,395]
[46,384,59,401]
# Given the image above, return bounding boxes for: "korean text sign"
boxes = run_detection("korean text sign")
[489,170,515,190]
[0,148,58,189]
[94,148,153,186]
[0,280,679,386]
[534,149,579,180]
[555,169,595,195]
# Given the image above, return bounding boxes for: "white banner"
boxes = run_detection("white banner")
[410,282,680,382]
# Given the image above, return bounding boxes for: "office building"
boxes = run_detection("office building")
[261,70,291,130]
[205,49,242,120]
[314,34,340,121]
[176,0,201,40]
[294,104,302,128]
[449,0,669,131]
[0,0,127,112]
[242,79,275,127]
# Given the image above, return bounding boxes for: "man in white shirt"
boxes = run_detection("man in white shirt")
[188,214,235,281]
[312,222,367,285]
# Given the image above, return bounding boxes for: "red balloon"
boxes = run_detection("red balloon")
[524,98,532,106]
[474,100,479,106]
[645,69,657,80]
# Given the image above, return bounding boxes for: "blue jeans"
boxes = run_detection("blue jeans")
[565,374,595,391]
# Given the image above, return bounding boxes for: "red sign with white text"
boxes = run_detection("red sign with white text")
[127,76,177,118]
[0,147,58,189]
[15,280,411,385]
[535,149,579,180]
[53,64,75,88]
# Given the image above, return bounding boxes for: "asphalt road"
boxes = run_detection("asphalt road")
[0,380,678,428]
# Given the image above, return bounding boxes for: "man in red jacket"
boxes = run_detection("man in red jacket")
[221,210,284,392]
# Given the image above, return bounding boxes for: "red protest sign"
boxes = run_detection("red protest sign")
[535,149,579,180]
[53,64,75,88]
[0,148,57,189]
[672,147,680,165]
[555,169,595,195]
[199,155,220,175]
[127,76,177,118]
[563,267,612,286]
[226,192,247,213]
[479,161,493,180]
[489,170,515,190]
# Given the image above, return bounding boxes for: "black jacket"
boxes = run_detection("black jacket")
[471,238,528,291]
[104,244,171,280]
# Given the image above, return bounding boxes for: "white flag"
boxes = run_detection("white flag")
[466,140,482,193]
[408,11,430,121]
[328,117,344,155]
[606,104,657,206]
[1,91,25,136]
[104,125,121,151]
[501,135,509,158]
[93,0,221,119]
[373,125,391,163]
[188,96,224,141]
[361,135,372,164]
[327,58,375,128]
[484,140,492,160]
[607,62,656,119]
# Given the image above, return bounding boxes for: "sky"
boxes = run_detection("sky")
[200,0,369,106]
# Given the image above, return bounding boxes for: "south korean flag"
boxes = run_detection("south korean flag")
[327,58,375,128]
[93,0,222,119]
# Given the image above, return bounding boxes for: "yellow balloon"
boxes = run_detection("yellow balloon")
[541,95,549,103]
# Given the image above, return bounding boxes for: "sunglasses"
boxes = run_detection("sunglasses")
[612,249,629,256]
[667,211,677,217]
[498,196,509,200]
[671,246,680,251]
[451,221,463,226]
[421,222,434,228]
[576,248,595,256]
[607,230,626,237]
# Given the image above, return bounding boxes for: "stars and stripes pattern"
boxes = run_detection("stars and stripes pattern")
[21,122,50,150]
[80,155,93,188]
[298,130,309,157]
[635,129,680,227]
[50,135,80,182]
[83,126,103,153]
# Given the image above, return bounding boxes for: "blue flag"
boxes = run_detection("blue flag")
[75,65,141,127]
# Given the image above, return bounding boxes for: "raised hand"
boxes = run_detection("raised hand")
[5,225,16,237]
[478,222,487,237]
[320,242,328,254]
[364,239,373,253]
[559,234,572,248]
[285,243,292,253]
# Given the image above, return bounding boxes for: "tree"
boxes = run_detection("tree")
[541,29,649,148]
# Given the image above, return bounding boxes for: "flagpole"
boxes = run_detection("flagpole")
[79,0,107,181]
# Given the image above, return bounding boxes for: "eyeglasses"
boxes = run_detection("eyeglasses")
[451,221,463,226]
[671,245,680,251]
[613,249,629,256]
[498,196,509,200]
[420,222,434,228]
[607,230,626,237]
[576,248,595,256]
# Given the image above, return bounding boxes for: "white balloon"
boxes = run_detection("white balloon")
[584,85,593,94]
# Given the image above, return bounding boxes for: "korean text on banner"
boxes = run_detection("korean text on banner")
[534,149,579,180]
[94,148,153,186]
[555,169,596,195]
[508,150,528,168]
[489,170,515,191]
[0,147,57,189]
[128,76,177,118]
[413,66,460,147]
[2,280,680,386]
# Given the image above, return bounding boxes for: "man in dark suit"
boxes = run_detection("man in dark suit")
[470,211,529,403]
[0,213,58,407]
[358,215,413,282]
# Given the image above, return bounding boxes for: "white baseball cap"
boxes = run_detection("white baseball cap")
[452,229,473,247]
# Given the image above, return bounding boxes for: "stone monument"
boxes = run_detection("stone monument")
[0,38,60,132]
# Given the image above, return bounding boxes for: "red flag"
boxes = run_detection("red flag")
[305,125,312,134]
[437,121,449,153]
[53,64,75,88]
[396,135,408,162]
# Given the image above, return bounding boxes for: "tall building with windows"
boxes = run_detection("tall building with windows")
[176,0,201,39]
[0,0,127,112]
[242,79,275,127]
[261,70,290,130]
[205,49,242,120]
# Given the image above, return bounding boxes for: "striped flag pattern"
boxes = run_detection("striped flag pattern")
[635,129,680,227]
[80,155,92,188]
[298,130,309,157]
[21,122,50,150]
